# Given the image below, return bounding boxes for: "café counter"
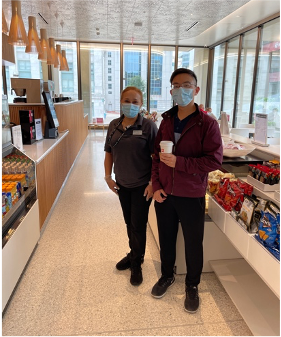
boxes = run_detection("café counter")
[9,100,88,229]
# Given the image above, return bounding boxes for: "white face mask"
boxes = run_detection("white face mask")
[172,87,193,106]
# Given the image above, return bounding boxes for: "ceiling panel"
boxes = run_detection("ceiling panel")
[2,0,280,46]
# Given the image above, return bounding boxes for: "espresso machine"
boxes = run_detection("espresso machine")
[11,78,43,103]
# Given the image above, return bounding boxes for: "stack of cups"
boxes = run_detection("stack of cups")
[160,141,173,153]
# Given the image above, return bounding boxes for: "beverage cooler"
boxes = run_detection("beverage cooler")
[2,128,40,312]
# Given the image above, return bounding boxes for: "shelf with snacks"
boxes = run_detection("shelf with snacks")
[207,168,280,299]
[2,144,40,312]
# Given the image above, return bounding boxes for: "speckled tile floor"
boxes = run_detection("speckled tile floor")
[2,130,253,336]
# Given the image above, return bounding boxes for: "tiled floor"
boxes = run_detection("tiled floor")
[2,130,253,336]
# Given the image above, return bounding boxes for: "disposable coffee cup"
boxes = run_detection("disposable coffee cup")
[160,140,173,153]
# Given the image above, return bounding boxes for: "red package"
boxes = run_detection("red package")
[217,178,229,200]
[224,183,243,208]
[237,180,253,196]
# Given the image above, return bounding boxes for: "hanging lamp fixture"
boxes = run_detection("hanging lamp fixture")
[49,38,59,68]
[38,28,53,64]
[2,9,9,35]
[56,44,66,70]
[61,50,69,71]
[8,0,28,45]
[25,16,42,54]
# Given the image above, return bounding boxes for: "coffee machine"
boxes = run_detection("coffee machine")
[11,78,43,103]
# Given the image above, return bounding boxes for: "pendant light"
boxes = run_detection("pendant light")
[38,28,53,64]
[61,50,69,71]
[8,0,28,46]
[49,38,59,68]
[2,9,9,35]
[56,44,65,70]
[25,16,42,54]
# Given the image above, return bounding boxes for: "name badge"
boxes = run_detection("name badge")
[133,130,142,135]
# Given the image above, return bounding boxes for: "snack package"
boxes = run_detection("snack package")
[239,195,257,227]
[217,178,229,200]
[258,210,278,247]
[208,178,220,194]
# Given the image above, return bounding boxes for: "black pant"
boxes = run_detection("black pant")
[117,183,152,266]
[155,195,205,286]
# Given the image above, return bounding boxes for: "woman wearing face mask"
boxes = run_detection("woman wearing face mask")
[104,86,158,286]
[150,69,223,314]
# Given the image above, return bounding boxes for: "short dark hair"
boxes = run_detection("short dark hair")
[170,68,197,85]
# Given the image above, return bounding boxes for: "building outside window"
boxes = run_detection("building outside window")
[150,46,174,113]
[80,43,120,124]
[123,45,148,109]
[178,47,208,109]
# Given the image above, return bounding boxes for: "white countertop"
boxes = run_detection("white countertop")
[9,100,83,106]
[228,133,280,158]
[22,131,69,163]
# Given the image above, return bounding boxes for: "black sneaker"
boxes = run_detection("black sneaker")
[184,285,199,313]
[151,276,175,298]
[130,266,143,286]
[116,254,131,270]
[116,254,144,271]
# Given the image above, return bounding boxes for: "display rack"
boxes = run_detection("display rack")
[2,144,40,312]
[208,191,280,336]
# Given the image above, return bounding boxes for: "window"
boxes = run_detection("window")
[235,29,258,127]
[178,47,208,110]
[56,41,78,100]
[253,18,280,130]
[123,45,148,109]
[223,37,240,125]
[150,100,157,108]
[80,43,120,125]
[108,60,111,66]
[210,44,225,118]
[150,46,175,113]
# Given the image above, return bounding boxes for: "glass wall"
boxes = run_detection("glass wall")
[253,18,280,134]
[150,46,175,113]
[222,36,240,125]
[54,41,78,101]
[210,44,225,118]
[178,47,209,107]
[235,29,258,127]
[123,45,148,110]
[80,43,120,124]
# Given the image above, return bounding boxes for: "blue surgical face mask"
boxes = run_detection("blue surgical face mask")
[122,103,140,118]
[172,87,194,107]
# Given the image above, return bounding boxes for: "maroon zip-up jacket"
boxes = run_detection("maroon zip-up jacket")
[152,104,223,198]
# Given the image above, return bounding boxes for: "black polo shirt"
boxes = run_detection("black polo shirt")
[104,113,158,188]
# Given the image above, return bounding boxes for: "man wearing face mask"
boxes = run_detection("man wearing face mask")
[104,86,158,286]
[151,69,223,313]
